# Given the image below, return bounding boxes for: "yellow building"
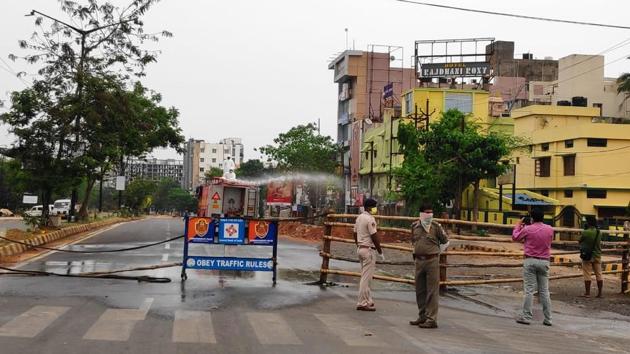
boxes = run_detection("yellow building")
[401,87,490,125]
[512,105,630,224]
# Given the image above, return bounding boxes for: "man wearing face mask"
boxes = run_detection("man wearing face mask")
[409,204,449,328]
[353,198,383,311]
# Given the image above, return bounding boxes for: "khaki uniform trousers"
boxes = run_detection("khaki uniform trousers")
[357,247,376,307]
[582,258,602,281]
[415,257,440,324]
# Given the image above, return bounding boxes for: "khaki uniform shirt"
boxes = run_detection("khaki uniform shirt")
[354,211,377,247]
[411,221,448,256]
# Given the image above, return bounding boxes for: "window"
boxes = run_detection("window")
[528,145,533,153]
[200,158,204,163]
[535,157,551,177]
[373,150,377,158]
[445,92,473,114]
[564,190,573,198]
[587,138,607,147]
[564,140,573,148]
[212,158,216,163]
[541,143,549,151]
[200,148,205,153]
[212,148,217,153]
[404,92,413,115]
[540,190,549,197]
[563,155,575,176]
[365,152,369,160]
[587,189,607,199]
[224,149,230,154]
[199,167,204,172]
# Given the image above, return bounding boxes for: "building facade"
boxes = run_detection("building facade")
[182,138,244,190]
[328,49,415,209]
[126,157,183,185]
[512,105,630,222]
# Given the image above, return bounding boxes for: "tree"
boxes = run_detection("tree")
[396,109,517,219]
[259,124,338,173]
[204,167,224,181]
[617,73,630,106]
[235,159,266,178]
[124,178,156,213]
[5,0,176,221]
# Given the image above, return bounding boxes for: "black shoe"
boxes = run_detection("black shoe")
[418,321,438,329]
[516,318,531,325]
[543,320,552,326]
[409,318,427,326]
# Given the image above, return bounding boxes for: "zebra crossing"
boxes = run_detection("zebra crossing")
[0,301,625,354]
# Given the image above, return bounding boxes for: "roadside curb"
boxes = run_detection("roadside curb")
[0,218,130,258]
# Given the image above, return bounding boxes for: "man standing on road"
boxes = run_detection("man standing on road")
[512,207,553,326]
[409,205,448,329]
[353,198,383,311]
[579,217,603,298]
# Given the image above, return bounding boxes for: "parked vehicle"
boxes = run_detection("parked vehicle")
[52,199,71,218]
[25,205,53,217]
[0,208,14,217]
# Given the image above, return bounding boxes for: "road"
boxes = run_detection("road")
[0,217,628,354]
[0,218,26,233]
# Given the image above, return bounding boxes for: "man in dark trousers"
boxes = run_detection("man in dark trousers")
[409,204,448,329]
[512,207,553,326]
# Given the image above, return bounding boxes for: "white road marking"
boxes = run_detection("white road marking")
[0,306,69,338]
[164,243,170,250]
[161,254,169,262]
[11,223,124,268]
[172,310,216,343]
[314,314,386,347]
[247,312,302,345]
[83,297,153,341]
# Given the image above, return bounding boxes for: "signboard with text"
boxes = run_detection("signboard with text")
[218,218,246,244]
[420,62,491,78]
[247,220,277,245]
[181,216,279,284]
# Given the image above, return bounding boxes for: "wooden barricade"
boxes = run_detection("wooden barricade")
[318,214,630,293]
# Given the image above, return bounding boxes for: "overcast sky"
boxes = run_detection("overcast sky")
[1,0,629,161]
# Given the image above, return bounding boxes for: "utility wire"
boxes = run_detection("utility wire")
[394,0,630,30]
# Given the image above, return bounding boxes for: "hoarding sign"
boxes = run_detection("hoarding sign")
[421,62,491,78]
[22,195,38,204]
[185,256,274,271]
[218,218,245,244]
[115,176,126,191]
[186,217,216,243]
[248,220,277,245]
[266,180,292,205]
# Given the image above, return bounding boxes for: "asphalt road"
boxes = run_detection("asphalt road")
[0,218,26,233]
[0,217,628,354]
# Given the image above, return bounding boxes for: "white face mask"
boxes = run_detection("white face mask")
[419,212,433,231]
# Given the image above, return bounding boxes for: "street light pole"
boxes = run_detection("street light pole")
[26,9,137,221]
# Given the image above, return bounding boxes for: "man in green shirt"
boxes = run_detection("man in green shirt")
[579,217,602,298]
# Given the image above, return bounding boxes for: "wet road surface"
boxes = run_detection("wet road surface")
[0,217,628,353]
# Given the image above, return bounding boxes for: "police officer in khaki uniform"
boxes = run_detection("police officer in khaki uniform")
[353,198,383,311]
[409,205,448,328]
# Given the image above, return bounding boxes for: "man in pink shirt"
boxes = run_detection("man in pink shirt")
[512,207,553,326]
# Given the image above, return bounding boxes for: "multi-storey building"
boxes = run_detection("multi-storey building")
[328,49,415,209]
[182,137,244,190]
[126,157,183,185]
[511,105,630,223]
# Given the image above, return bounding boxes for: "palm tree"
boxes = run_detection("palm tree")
[617,73,630,106]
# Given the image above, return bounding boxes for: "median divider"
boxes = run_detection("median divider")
[0,217,131,258]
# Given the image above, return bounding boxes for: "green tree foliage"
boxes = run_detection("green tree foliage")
[0,157,31,211]
[396,109,517,218]
[204,167,224,181]
[618,73,630,105]
[235,159,266,178]
[4,1,182,220]
[124,179,156,213]
[259,124,338,173]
